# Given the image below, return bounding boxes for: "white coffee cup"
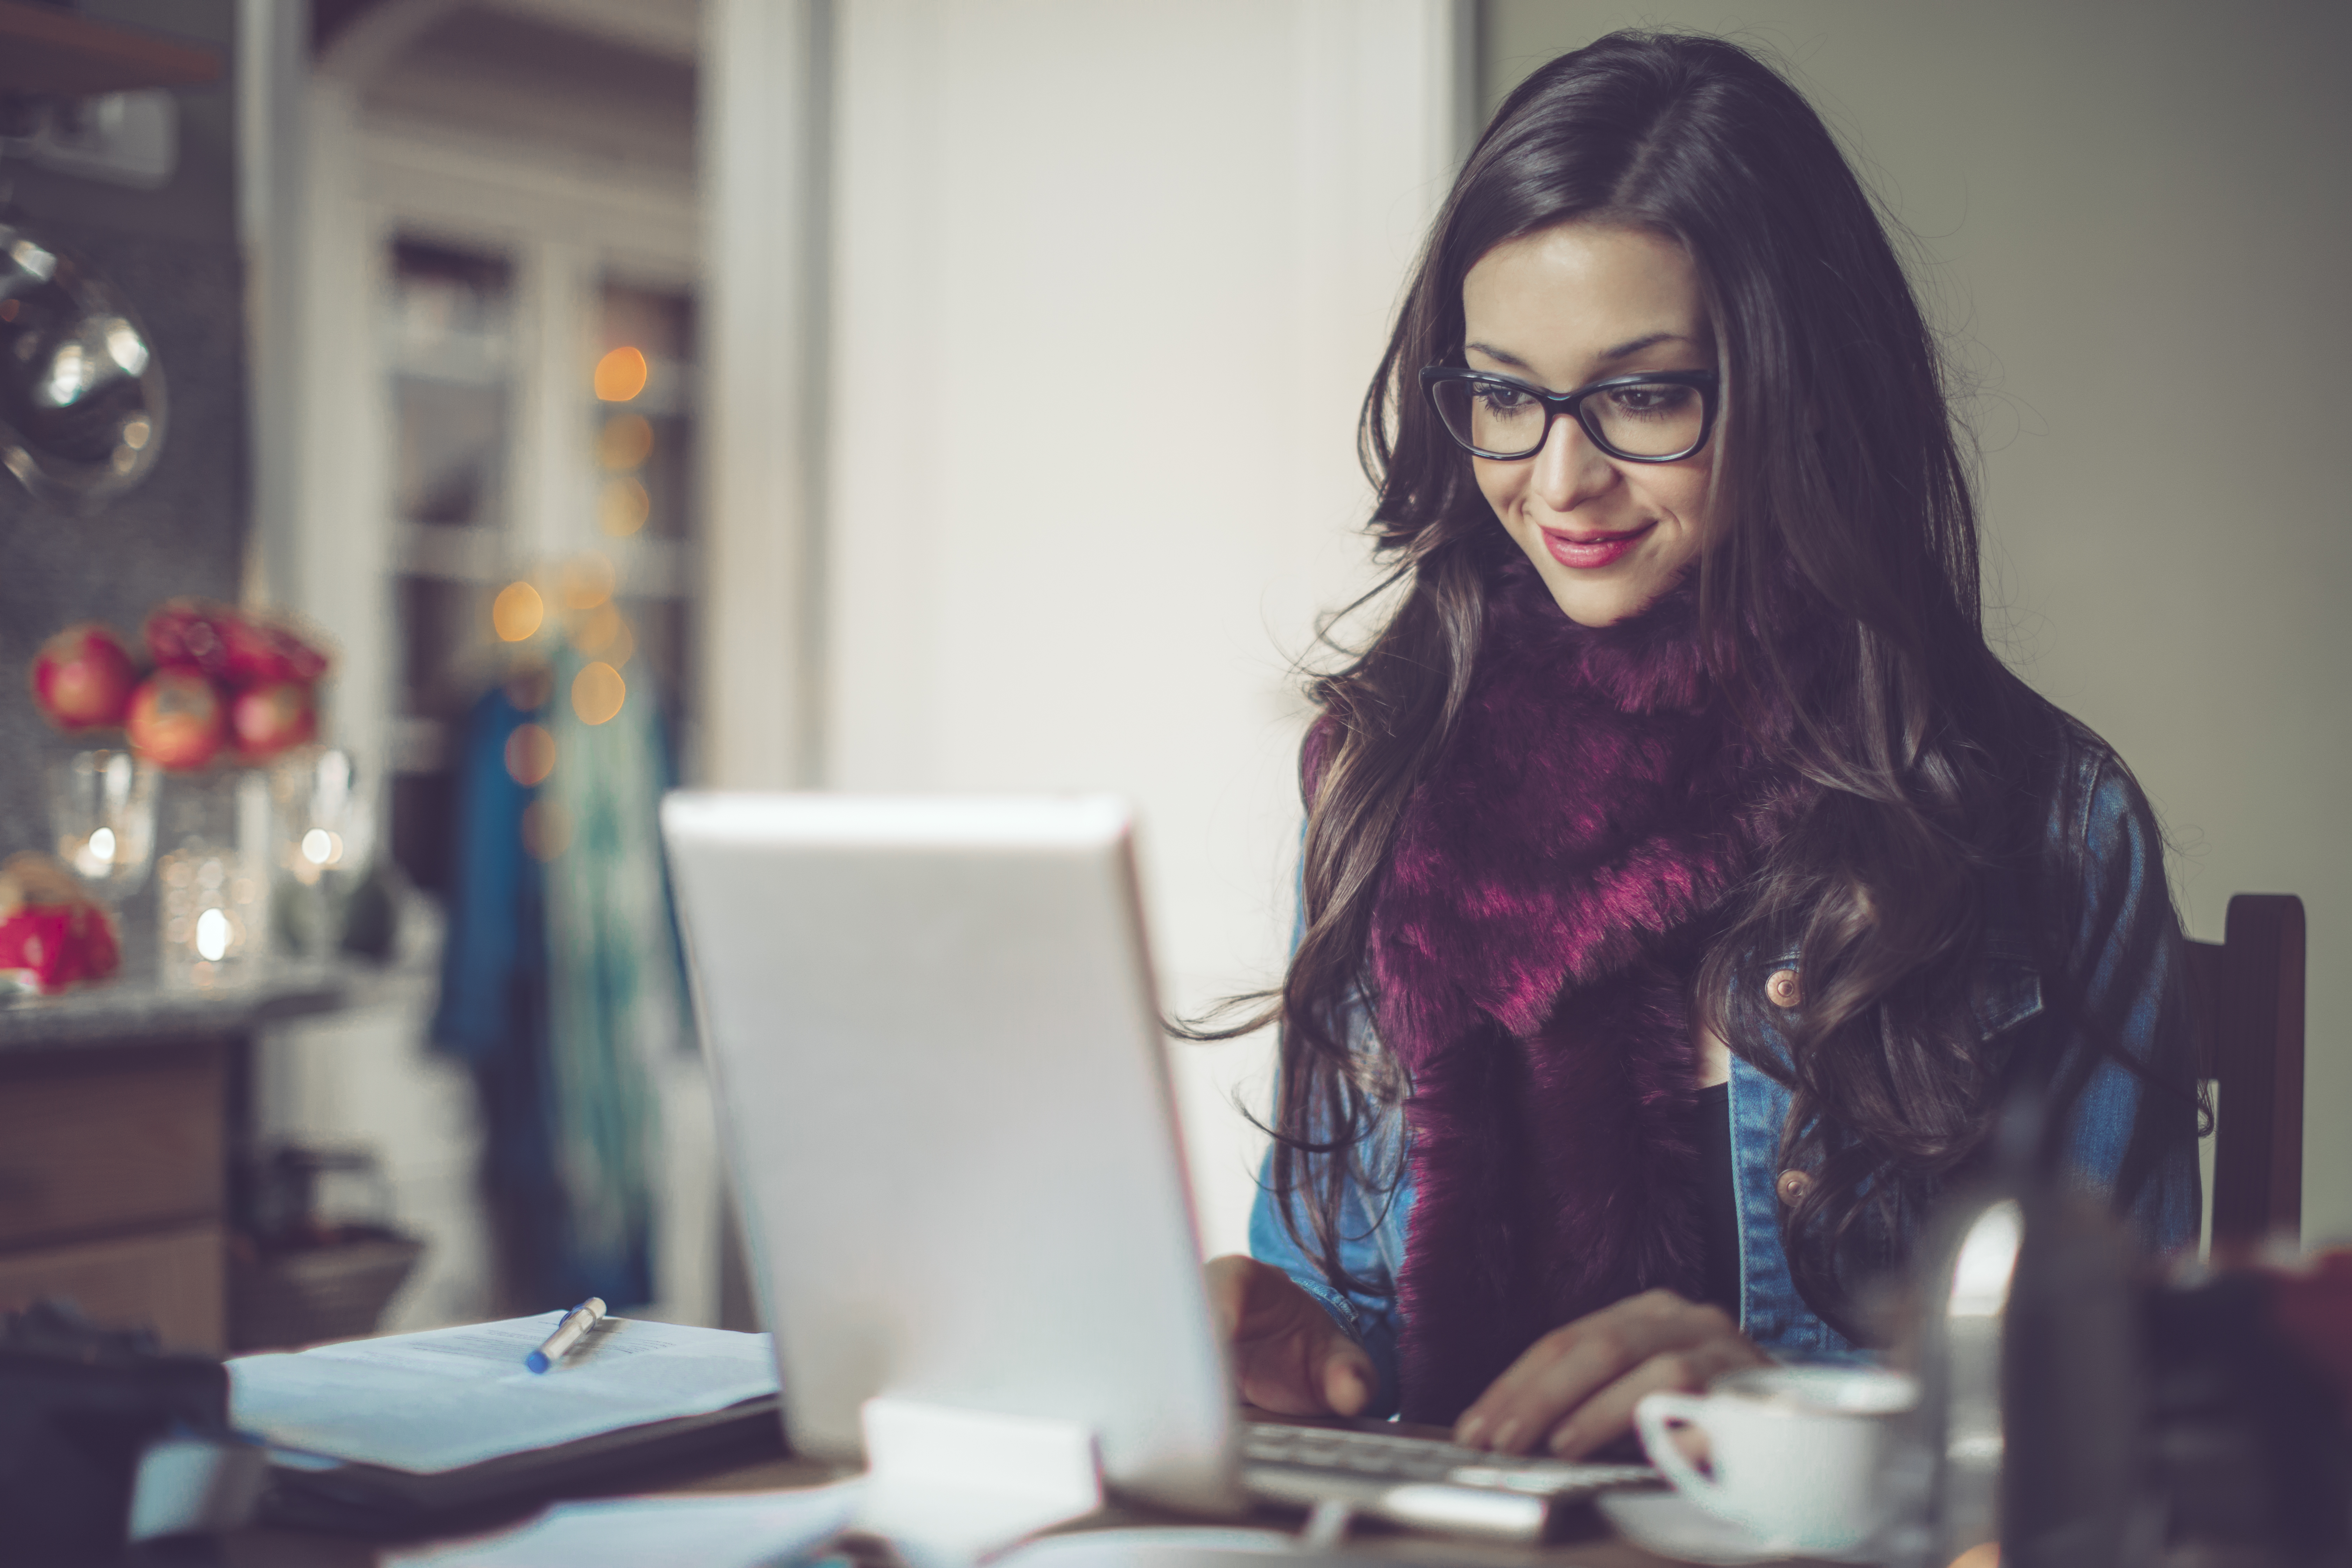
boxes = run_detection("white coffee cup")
[1633,1364,1918,1557]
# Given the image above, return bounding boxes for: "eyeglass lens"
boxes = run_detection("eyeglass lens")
[1429,378,1705,460]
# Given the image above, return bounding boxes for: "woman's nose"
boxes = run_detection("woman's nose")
[1527,411,1616,512]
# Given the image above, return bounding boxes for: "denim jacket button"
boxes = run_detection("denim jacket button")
[1776,1169,1813,1206]
[1765,968,1801,1008]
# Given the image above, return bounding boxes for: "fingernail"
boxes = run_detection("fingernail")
[1548,1426,1581,1457]
[1454,1414,1485,1447]
[1333,1366,1369,1413]
[1491,1419,1520,1453]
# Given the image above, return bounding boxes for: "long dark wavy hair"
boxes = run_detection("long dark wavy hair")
[1245,30,2129,1340]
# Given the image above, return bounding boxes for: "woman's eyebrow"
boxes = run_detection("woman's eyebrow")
[1597,331,1693,360]
[1465,331,1701,371]
[1463,340,1531,370]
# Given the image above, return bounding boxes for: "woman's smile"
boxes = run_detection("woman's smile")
[1539,518,1656,571]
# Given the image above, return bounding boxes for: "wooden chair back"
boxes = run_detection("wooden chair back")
[2179,893,2306,1248]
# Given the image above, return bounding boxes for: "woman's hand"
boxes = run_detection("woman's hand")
[1203,1254,1375,1418]
[1452,1289,1767,1458]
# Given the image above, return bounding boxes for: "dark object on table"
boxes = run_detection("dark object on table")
[1904,1019,2346,1568]
[1909,1182,2352,1568]
[1907,1179,2151,1568]
[0,1298,233,1562]
[2147,1258,2352,1566]
[228,1145,424,1351]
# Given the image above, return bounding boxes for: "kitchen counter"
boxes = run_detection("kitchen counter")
[0,959,368,1351]
[0,961,350,1051]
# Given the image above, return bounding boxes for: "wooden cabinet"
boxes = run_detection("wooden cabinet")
[0,972,347,1353]
[0,1038,227,1350]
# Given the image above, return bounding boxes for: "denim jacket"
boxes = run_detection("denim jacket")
[1250,744,2203,1418]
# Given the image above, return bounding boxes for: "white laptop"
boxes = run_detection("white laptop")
[659,792,1652,1544]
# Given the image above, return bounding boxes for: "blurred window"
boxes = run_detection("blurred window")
[383,255,701,897]
[341,6,702,901]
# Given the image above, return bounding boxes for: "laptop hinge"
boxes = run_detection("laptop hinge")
[856,1396,1104,1564]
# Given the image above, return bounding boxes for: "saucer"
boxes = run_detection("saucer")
[1595,1492,1886,1566]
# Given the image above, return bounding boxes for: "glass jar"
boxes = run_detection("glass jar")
[154,769,271,988]
[46,747,159,900]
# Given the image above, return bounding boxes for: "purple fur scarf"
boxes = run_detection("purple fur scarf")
[1361,557,1799,1424]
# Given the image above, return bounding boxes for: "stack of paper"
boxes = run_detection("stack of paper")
[230,1312,779,1474]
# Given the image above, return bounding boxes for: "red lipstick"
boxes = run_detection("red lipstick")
[1540,520,1654,570]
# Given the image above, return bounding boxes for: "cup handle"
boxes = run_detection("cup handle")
[1633,1390,1722,1503]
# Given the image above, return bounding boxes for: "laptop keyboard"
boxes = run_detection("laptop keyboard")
[1241,1421,1657,1539]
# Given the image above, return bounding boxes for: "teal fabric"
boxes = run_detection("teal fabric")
[542,644,691,1292]
[429,650,687,1311]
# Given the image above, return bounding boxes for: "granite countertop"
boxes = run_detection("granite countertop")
[0,961,353,1050]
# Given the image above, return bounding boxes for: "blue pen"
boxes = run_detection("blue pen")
[525,1297,608,1373]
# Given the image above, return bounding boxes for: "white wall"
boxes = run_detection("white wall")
[821,0,1463,1255]
[1485,2,2352,1244]
[703,0,826,793]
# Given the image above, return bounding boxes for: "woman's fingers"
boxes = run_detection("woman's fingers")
[1453,1290,1762,1456]
[1203,1254,1375,1418]
[1452,1290,1699,1451]
[1543,1334,1760,1459]
[1321,1350,1374,1417]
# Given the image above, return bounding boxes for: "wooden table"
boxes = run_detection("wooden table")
[211,1444,1836,1567]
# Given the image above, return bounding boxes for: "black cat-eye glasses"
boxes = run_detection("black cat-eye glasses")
[1418,366,1719,463]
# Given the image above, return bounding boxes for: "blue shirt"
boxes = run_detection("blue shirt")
[1250,745,2202,1418]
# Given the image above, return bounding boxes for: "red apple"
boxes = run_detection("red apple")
[148,600,330,687]
[222,614,329,686]
[230,679,317,762]
[29,623,137,731]
[145,598,234,680]
[126,668,228,772]
[0,905,86,994]
[0,853,121,994]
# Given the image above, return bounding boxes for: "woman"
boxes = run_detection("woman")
[1201,31,2200,1460]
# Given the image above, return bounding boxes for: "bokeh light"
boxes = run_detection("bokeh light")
[504,722,556,786]
[493,581,546,642]
[599,476,650,537]
[559,552,616,610]
[571,660,626,725]
[599,413,654,470]
[594,346,649,402]
[570,603,616,654]
[567,603,635,667]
